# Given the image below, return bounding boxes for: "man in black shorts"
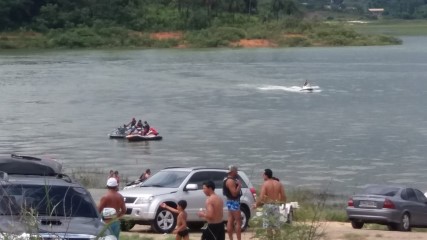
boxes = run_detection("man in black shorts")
[198,181,225,240]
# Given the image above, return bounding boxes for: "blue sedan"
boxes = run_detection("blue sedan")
[346,185,427,231]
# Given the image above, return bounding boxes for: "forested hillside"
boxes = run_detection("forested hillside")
[0,0,403,49]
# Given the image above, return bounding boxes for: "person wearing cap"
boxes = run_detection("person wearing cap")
[223,165,242,240]
[253,168,286,238]
[98,177,127,239]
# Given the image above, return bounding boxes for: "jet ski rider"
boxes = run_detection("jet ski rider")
[127,118,136,128]
[142,121,150,135]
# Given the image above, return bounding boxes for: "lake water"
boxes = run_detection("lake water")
[1,37,427,195]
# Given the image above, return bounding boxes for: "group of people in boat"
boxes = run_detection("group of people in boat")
[124,117,158,136]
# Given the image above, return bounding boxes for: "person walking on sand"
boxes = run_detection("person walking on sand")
[160,200,189,240]
[198,181,225,240]
[253,168,287,238]
[223,165,242,240]
[98,177,127,239]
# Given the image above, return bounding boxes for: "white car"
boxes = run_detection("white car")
[119,167,257,233]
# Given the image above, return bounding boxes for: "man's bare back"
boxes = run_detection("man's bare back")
[261,179,286,203]
[254,169,287,208]
[98,190,126,218]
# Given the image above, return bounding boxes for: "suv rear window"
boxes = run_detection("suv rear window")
[0,185,98,218]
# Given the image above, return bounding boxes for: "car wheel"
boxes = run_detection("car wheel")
[286,207,294,224]
[151,208,177,233]
[240,206,250,231]
[351,220,364,229]
[397,213,411,232]
[120,220,135,231]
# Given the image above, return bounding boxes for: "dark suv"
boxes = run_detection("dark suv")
[0,154,116,240]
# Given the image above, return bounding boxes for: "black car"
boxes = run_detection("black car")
[0,154,116,240]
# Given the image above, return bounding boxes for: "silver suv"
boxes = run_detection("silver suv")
[0,154,116,240]
[119,167,257,233]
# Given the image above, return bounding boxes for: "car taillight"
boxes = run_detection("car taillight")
[347,198,354,207]
[250,187,257,200]
[383,198,395,209]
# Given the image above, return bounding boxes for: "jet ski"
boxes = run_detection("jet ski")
[301,83,313,92]
[126,128,162,141]
[126,133,163,142]
[108,126,133,139]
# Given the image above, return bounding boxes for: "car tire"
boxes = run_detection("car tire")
[151,208,177,233]
[240,206,250,231]
[351,220,364,229]
[120,220,135,231]
[397,213,411,232]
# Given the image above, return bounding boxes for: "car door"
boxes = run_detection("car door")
[181,171,210,221]
[402,188,423,224]
[181,170,228,222]
[413,188,427,226]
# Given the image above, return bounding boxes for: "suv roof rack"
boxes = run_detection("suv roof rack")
[0,154,62,176]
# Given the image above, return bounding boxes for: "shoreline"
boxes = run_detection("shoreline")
[0,28,402,50]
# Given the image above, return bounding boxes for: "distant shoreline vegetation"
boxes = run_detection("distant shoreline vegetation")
[0,0,407,50]
[0,0,405,50]
[0,20,402,50]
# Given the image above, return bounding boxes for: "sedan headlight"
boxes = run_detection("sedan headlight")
[134,195,154,204]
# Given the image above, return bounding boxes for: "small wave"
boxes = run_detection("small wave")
[258,85,321,93]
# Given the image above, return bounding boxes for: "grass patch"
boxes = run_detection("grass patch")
[347,19,427,36]
[69,168,131,188]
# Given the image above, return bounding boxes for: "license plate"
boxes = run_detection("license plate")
[359,201,376,208]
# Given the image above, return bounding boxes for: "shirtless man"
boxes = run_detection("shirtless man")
[198,180,225,240]
[223,165,242,240]
[253,169,286,237]
[98,178,127,239]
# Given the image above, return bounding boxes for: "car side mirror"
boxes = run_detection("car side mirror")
[185,183,198,191]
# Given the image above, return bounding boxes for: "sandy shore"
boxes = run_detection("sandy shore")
[89,190,427,240]
[121,222,427,240]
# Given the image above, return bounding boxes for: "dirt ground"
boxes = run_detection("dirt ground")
[121,222,427,240]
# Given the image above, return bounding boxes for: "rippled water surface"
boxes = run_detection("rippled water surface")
[1,37,427,194]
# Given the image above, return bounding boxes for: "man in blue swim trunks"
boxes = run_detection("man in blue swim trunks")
[223,165,242,240]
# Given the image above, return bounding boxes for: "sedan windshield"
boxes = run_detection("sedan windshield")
[362,186,399,196]
[141,171,190,188]
[0,185,98,218]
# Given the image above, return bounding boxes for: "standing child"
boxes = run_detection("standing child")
[160,200,189,240]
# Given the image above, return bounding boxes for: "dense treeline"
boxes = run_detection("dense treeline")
[0,0,403,49]
[2,0,426,33]
[0,0,302,32]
